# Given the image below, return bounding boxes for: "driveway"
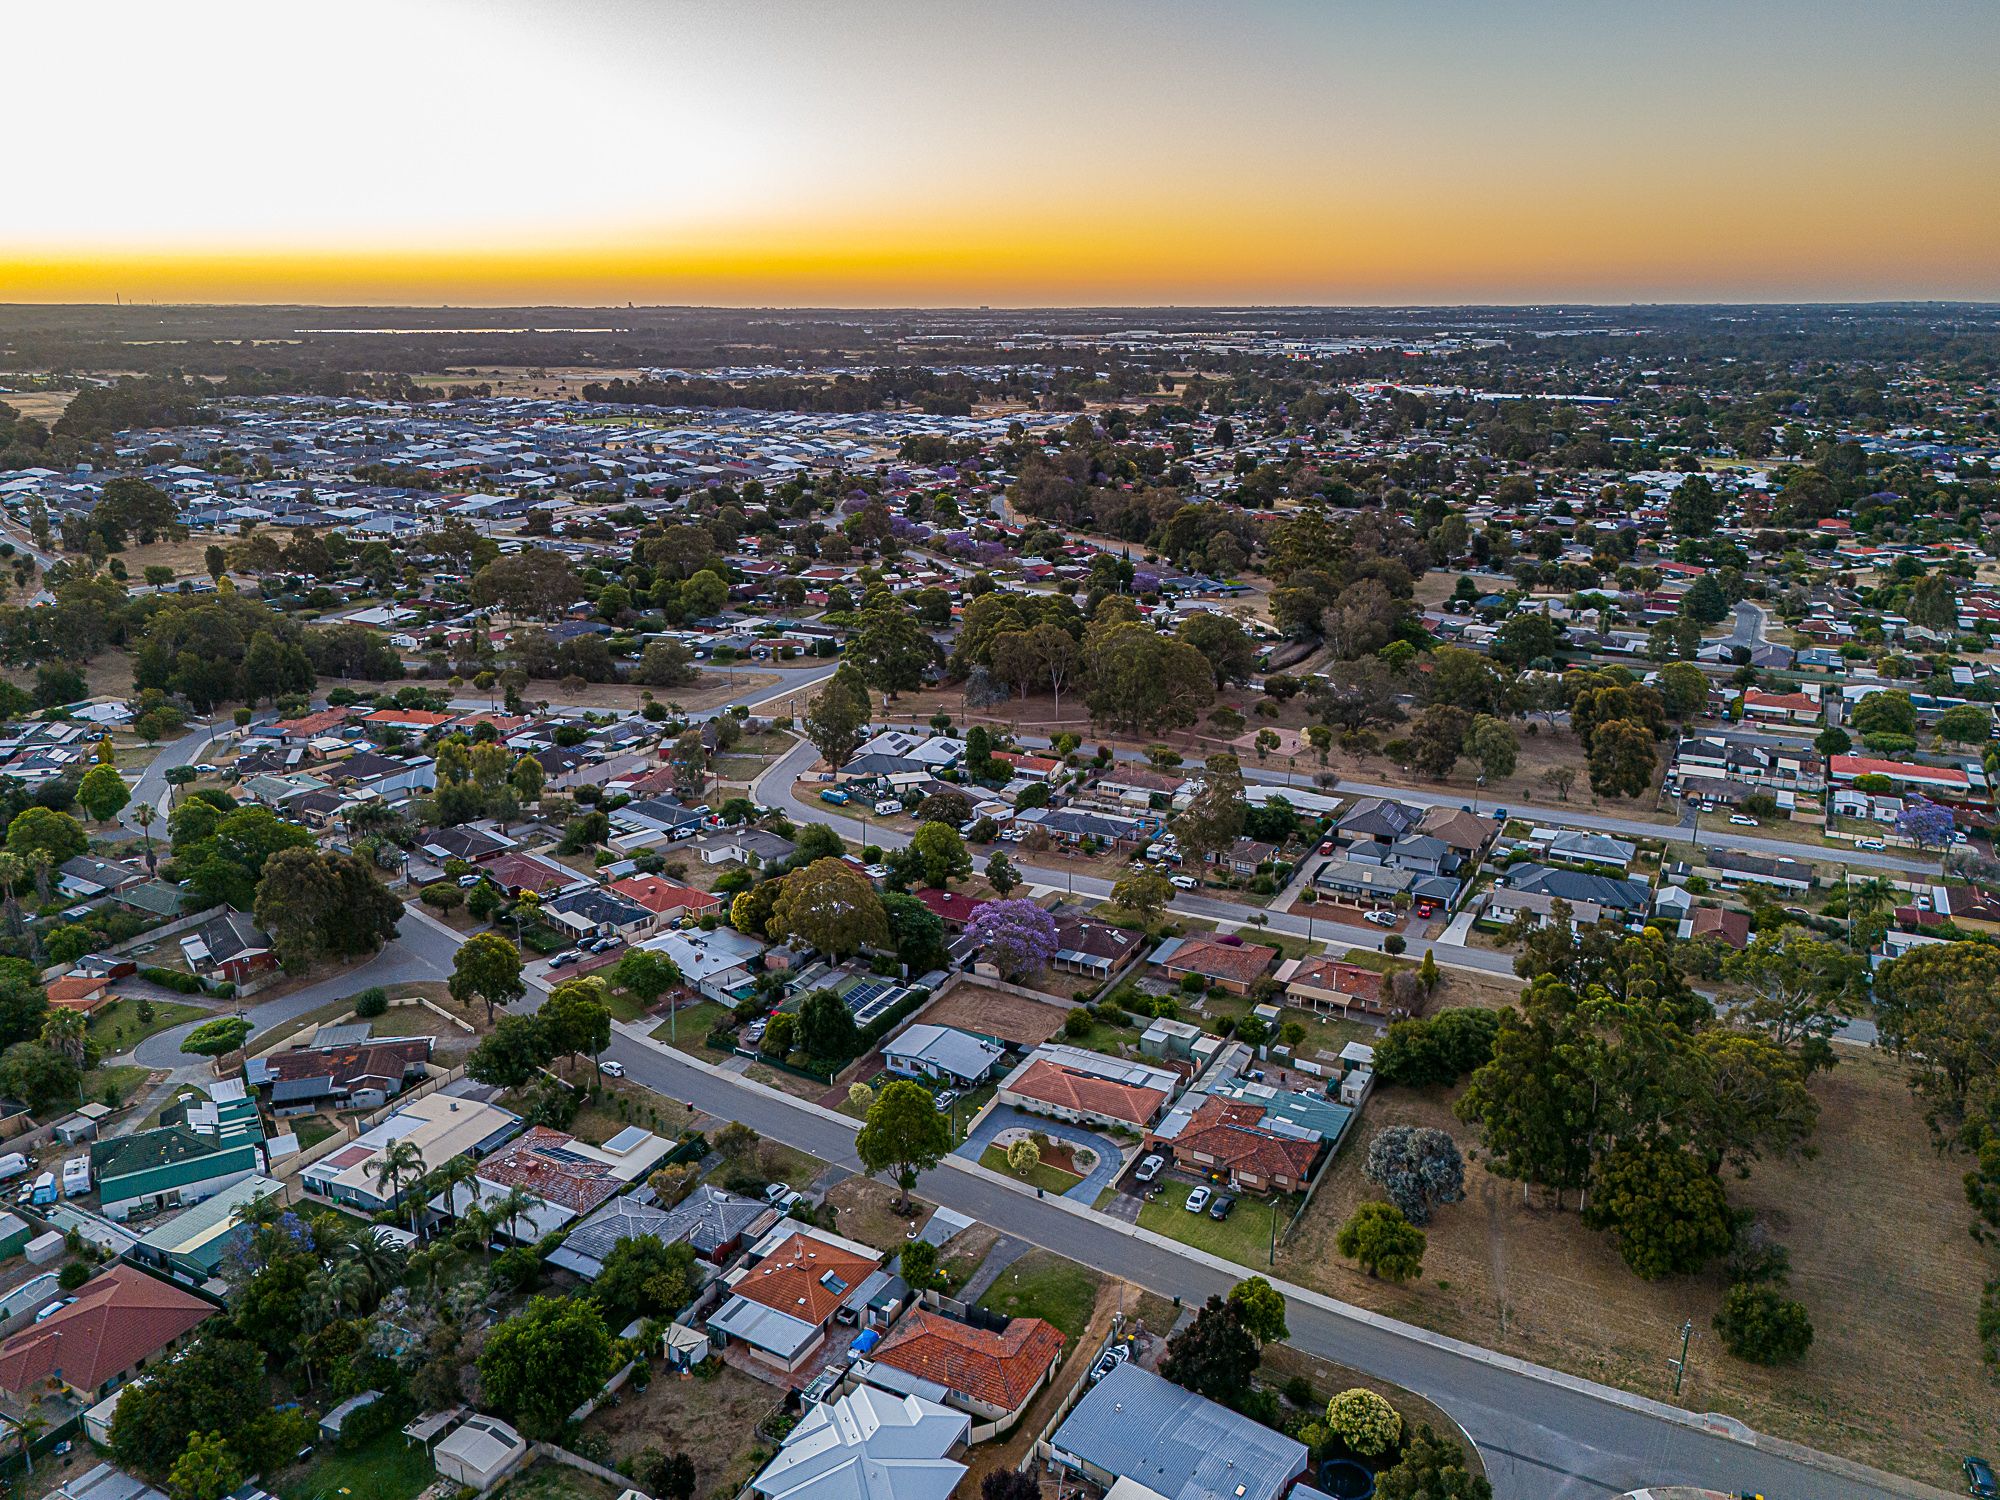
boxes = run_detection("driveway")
[955,1104,1126,1204]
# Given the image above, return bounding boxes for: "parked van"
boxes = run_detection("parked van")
[27,1172,56,1207]
[0,1153,28,1185]
[61,1157,90,1198]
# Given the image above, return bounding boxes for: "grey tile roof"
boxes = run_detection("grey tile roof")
[1051,1363,1306,1500]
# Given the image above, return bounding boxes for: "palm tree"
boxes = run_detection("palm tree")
[341,1228,407,1298]
[29,850,51,906]
[492,1185,540,1247]
[428,1155,479,1233]
[1847,875,1896,953]
[405,1244,453,1310]
[372,1140,427,1233]
[132,802,158,873]
[39,1011,87,1073]
[0,853,24,936]
[15,1410,47,1475]
[452,1203,496,1262]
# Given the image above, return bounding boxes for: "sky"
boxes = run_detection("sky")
[5,0,1998,306]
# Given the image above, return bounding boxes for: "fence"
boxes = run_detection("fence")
[40,904,230,983]
[270,1118,363,1181]
[1026,1318,1127,1472]
[0,1411,82,1479]
[358,1064,468,1130]
[531,1441,654,1497]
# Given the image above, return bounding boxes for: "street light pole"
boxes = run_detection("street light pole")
[1670,1318,1693,1397]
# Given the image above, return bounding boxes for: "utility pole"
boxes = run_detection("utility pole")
[1669,1318,1693,1397]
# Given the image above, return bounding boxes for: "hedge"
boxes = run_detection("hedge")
[139,966,204,994]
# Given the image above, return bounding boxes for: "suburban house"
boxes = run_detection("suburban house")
[0,1265,214,1401]
[1275,956,1398,1020]
[654,1183,779,1264]
[749,1385,968,1500]
[609,872,722,930]
[1147,935,1278,996]
[860,1307,1065,1434]
[246,1037,434,1115]
[47,972,116,1016]
[301,1093,521,1214]
[178,909,279,992]
[128,1174,287,1286]
[1046,906,1144,983]
[1704,850,1815,892]
[543,885,654,941]
[1049,1363,1308,1500]
[547,1197,680,1282]
[1145,1092,1331,1195]
[706,1224,886,1374]
[92,1119,266,1223]
[1827,754,1973,797]
[1545,830,1636,868]
[639,925,769,1003]
[1484,888,1605,930]
[436,1124,672,1240]
[1680,905,1753,949]
[913,887,987,932]
[1418,805,1498,860]
[1742,685,1824,725]
[480,850,587,897]
[996,1044,1178,1131]
[1499,863,1650,915]
[1313,859,1412,910]
[1337,797,1424,850]
[882,1023,1007,1088]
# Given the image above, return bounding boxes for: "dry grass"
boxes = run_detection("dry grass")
[580,1359,777,1500]
[917,982,1068,1048]
[823,1173,931,1252]
[1279,1050,1997,1488]
[0,389,75,423]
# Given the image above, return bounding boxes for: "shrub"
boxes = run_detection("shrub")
[353,987,389,1018]
[139,966,203,994]
[58,1260,90,1291]
[1713,1282,1813,1365]
[1064,1008,1094,1039]
[1383,934,1406,955]
[1325,1388,1402,1457]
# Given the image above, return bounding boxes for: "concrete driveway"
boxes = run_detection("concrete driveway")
[956,1104,1127,1204]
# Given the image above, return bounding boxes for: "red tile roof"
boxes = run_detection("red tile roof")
[1169,1098,1322,1181]
[1830,755,1968,787]
[475,1126,619,1214]
[1687,906,1752,948]
[1005,1059,1168,1128]
[274,707,352,737]
[611,873,721,917]
[914,887,986,928]
[1286,957,1384,1006]
[1158,936,1279,985]
[735,1232,881,1326]
[0,1265,211,1395]
[871,1309,1065,1411]
[46,975,112,1013]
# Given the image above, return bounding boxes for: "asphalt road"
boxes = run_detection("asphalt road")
[1729,600,1771,649]
[600,1032,1913,1500]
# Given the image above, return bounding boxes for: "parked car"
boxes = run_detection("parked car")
[547,950,577,969]
[1965,1455,1997,1499]
[1728,814,1759,827]
[1208,1193,1237,1220]
[932,1090,959,1114]
[1364,910,1398,928]
[1414,901,1436,919]
[0,1153,28,1184]
[1184,1186,1212,1213]
[33,1298,76,1323]
[1089,1343,1132,1383]
[457,873,483,888]
[1856,838,1887,851]
[1318,840,1334,855]
[744,1020,768,1044]
[1169,874,1197,891]
[1135,1153,1165,1183]
[600,1060,625,1079]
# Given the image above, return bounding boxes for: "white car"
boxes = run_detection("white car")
[1169,874,1197,891]
[1184,1186,1212,1214]
[1729,814,1758,827]
[1135,1153,1165,1183]
[1363,910,1398,928]
[1856,838,1887,851]
[600,1060,625,1079]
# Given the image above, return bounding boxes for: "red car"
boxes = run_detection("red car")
[1318,840,1333,855]
[1415,902,1436,919]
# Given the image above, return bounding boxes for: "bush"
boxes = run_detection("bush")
[1374,1009,1501,1088]
[1064,1008,1094,1039]
[139,966,203,994]
[1325,1388,1402,1457]
[353,987,389,1018]
[1282,1375,1315,1409]
[58,1260,91,1291]
[1713,1282,1813,1365]
[1383,934,1406,955]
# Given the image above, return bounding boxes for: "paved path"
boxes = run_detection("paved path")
[957,1233,1034,1302]
[956,1104,1126,1204]
[595,1021,1924,1500]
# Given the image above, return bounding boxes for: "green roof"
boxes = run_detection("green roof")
[92,1125,237,1178]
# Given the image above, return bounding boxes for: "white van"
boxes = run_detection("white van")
[0,1153,28,1184]
[61,1157,91,1198]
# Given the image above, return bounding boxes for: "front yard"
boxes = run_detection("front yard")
[1138,1178,1292,1268]
[979,1143,1084,1195]
[88,995,208,1053]
[974,1248,1103,1342]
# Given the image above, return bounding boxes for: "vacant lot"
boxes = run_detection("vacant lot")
[918,982,1066,1048]
[582,1361,776,1500]
[1278,1050,1996,1488]
[823,1172,929,1251]
[975,1248,1103,1342]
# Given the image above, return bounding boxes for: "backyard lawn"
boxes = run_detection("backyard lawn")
[651,1000,731,1055]
[979,1143,1083,1195]
[291,1114,340,1151]
[1138,1179,1290,1269]
[79,1063,148,1108]
[277,1431,433,1500]
[490,1463,621,1500]
[87,995,207,1052]
[974,1249,1102,1342]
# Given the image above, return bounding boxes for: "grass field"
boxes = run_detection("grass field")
[87,995,207,1052]
[651,1000,730,1054]
[277,1431,433,1500]
[1278,1049,1999,1489]
[979,1143,1084,1195]
[1139,1179,1291,1267]
[974,1249,1103,1342]
[79,1062,148,1107]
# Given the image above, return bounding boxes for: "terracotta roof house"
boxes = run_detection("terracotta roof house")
[1151,1096,1324,1193]
[1147,935,1278,996]
[1682,905,1753,949]
[865,1309,1065,1429]
[481,850,587,897]
[440,1124,672,1240]
[1274,956,1393,1019]
[247,1038,434,1114]
[708,1225,886,1373]
[609,872,722,931]
[913,887,986,931]
[0,1264,213,1400]
[996,1044,1177,1131]
[47,973,114,1015]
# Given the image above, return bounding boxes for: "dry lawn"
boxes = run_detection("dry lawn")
[918,982,1068,1049]
[1279,1050,1997,1488]
[580,1360,777,1500]
[823,1173,932,1252]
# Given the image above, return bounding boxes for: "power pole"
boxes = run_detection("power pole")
[1669,1318,1693,1397]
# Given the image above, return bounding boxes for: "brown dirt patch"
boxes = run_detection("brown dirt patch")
[1279,1051,1997,1489]
[581,1360,778,1500]
[823,1173,931,1252]
[916,983,1068,1049]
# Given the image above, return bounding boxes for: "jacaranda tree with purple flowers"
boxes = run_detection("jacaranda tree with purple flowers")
[1893,797,1954,850]
[966,899,1059,980]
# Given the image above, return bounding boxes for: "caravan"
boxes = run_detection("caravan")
[61,1157,91,1198]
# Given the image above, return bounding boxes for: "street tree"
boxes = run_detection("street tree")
[1226,1276,1289,1344]
[769,858,890,959]
[451,931,526,1023]
[1172,753,1246,867]
[1335,1201,1426,1281]
[855,1079,953,1211]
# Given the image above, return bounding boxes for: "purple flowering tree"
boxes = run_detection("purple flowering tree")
[965,899,1059,981]
[1894,797,1954,850]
